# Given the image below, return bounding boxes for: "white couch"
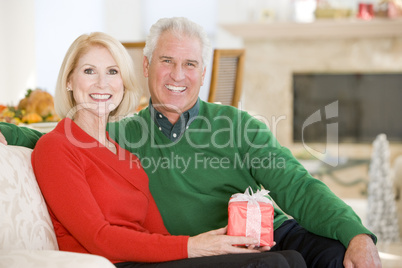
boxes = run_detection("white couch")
[0,143,114,268]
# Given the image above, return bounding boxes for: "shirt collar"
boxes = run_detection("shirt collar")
[148,98,200,141]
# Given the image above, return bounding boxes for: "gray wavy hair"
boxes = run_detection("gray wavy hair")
[143,17,212,68]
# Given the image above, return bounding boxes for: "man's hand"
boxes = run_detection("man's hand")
[0,130,7,145]
[344,234,382,268]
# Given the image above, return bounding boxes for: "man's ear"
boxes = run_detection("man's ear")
[143,56,150,78]
[201,66,207,86]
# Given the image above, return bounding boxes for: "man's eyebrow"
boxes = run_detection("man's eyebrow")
[159,56,199,65]
[159,56,173,60]
[187,59,199,65]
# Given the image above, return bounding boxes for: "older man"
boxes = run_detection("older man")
[0,17,381,268]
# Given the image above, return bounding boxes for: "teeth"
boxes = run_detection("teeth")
[90,94,111,100]
[165,85,186,92]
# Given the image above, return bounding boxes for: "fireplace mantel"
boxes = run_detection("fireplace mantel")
[221,18,402,161]
[222,18,402,40]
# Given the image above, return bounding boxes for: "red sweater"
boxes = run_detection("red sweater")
[32,118,189,263]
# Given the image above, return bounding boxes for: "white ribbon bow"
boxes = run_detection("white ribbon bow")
[229,187,272,246]
[229,186,272,205]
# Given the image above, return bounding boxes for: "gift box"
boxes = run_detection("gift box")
[227,187,274,247]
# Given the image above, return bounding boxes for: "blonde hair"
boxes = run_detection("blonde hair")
[55,32,141,122]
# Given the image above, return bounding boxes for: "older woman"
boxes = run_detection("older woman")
[31,32,305,268]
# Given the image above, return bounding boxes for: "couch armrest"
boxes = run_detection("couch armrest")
[0,250,115,268]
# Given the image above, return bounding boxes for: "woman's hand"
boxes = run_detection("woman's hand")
[0,131,7,145]
[187,226,274,258]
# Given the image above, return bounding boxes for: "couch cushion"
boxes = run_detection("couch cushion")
[0,144,58,250]
[0,250,115,268]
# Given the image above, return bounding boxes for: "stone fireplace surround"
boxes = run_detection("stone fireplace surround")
[222,18,402,161]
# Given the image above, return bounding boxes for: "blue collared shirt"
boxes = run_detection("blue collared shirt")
[148,98,200,141]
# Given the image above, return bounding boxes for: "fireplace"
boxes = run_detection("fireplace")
[222,19,402,158]
[293,73,402,143]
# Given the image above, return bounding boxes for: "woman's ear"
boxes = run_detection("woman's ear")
[143,56,150,78]
[66,81,72,91]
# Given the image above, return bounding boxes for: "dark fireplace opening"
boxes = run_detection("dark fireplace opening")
[293,73,402,143]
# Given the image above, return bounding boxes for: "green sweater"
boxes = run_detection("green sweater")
[0,100,374,248]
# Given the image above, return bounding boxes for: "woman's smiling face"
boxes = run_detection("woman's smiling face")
[68,45,124,120]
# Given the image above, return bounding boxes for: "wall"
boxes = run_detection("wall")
[103,0,143,42]
[0,0,142,106]
[3,0,335,106]
[34,0,104,97]
[0,0,36,106]
[1,0,224,105]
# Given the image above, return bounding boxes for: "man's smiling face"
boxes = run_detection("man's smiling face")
[143,31,206,122]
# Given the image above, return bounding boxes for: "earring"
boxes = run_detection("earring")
[67,87,72,91]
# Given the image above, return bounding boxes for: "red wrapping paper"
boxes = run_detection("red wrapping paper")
[227,195,274,247]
